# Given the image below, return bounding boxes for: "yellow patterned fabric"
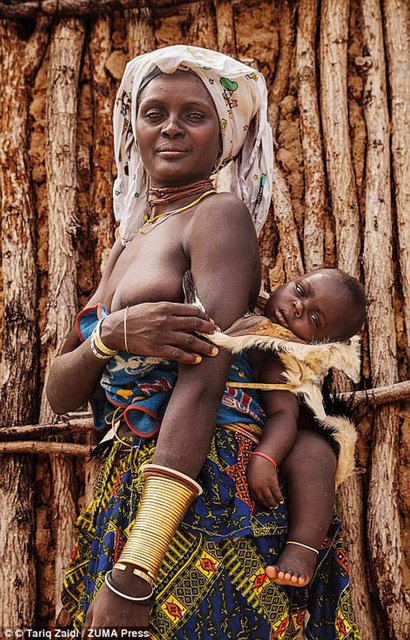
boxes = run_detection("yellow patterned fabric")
[62,433,361,639]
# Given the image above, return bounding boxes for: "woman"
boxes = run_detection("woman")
[48,46,359,639]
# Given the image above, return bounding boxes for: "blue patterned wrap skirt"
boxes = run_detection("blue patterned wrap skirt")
[61,305,361,639]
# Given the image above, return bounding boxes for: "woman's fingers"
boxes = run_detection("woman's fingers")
[162,302,211,320]
[159,302,216,330]
[170,331,218,357]
[171,314,217,336]
[160,345,203,365]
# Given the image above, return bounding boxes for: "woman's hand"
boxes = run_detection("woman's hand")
[101,302,219,364]
[247,454,284,509]
[82,583,150,639]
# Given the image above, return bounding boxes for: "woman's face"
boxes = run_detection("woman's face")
[135,71,221,188]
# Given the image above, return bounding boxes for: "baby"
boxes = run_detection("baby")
[246,268,366,586]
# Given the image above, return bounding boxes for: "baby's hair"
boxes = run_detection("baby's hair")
[332,269,366,339]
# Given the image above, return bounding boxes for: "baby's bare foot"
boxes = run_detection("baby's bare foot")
[266,542,318,587]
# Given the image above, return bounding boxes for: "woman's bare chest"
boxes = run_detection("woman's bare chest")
[103,223,190,312]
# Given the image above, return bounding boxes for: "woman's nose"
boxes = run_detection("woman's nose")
[292,299,304,318]
[162,117,184,137]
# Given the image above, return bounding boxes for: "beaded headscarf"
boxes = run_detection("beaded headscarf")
[113,45,274,246]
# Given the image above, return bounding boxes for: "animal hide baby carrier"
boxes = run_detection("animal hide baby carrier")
[183,272,361,487]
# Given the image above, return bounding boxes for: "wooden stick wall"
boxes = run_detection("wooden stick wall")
[0,1,409,637]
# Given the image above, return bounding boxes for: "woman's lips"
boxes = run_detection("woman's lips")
[275,308,289,327]
[157,149,189,158]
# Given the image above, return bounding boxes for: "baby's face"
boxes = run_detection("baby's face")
[264,271,357,343]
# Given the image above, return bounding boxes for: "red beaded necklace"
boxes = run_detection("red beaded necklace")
[147,179,214,209]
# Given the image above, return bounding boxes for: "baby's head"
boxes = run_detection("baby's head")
[264,268,366,343]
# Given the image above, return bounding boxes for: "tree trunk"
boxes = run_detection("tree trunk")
[361,1,409,637]
[214,0,236,56]
[127,7,156,58]
[89,14,116,282]
[40,17,86,622]
[319,3,380,638]
[0,17,50,633]
[383,0,410,363]
[296,0,325,271]
[186,0,218,49]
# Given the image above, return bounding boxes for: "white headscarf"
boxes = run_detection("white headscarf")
[113,45,273,246]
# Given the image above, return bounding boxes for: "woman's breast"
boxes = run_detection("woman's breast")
[104,229,190,312]
[111,272,185,311]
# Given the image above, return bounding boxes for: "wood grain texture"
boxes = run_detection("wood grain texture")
[296,0,325,270]
[361,0,409,636]
[0,17,50,633]
[383,0,410,363]
[40,17,86,622]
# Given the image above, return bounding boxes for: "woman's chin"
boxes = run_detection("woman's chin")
[151,167,212,187]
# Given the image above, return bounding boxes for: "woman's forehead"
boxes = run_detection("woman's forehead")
[139,70,215,106]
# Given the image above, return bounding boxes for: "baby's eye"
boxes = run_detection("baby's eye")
[310,313,320,328]
[295,283,305,297]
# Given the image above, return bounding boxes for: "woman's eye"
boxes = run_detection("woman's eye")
[145,111,162,119]
[187,112,204,120]
[295,283,305,297]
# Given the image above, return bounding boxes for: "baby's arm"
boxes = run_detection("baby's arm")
[247,354,299,509]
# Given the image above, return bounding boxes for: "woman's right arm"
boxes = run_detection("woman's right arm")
[46,239,218,414]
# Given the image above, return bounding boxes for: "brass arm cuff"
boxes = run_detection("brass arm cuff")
[119,464,202,584]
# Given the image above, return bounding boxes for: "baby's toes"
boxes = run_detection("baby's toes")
[266,565,279,579]
[276,569,287,581]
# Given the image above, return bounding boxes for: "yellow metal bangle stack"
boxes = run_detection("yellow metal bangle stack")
[90,319,119,360]
[114,464,203,586]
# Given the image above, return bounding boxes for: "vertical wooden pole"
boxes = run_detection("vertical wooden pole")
[361,1,408,637]
[383,0,410,363]
[268,0,293,131]
[296,0,325,271]
[127,6,155,56]
[0,16,50,632]
[186,0,218,49]
[269,0,303,281]
[214,0,236,56]
[320,0,360,276]
[320,3,379,638]
[86,14,119,503]
[40,17,86,622]
[89,14,116,282]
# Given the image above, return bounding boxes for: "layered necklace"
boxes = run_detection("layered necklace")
[139,179,216,234]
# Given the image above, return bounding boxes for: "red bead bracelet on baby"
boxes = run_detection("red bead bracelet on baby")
[250,451,277,469]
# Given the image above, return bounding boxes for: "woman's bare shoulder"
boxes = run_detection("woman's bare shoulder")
[188,191,257,252]
[199,191,251,218]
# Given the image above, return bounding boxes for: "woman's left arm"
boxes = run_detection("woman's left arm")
[153,193,260,477]
[83,195,261,627]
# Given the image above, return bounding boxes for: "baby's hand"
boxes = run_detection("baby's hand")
[247,453,284,509]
